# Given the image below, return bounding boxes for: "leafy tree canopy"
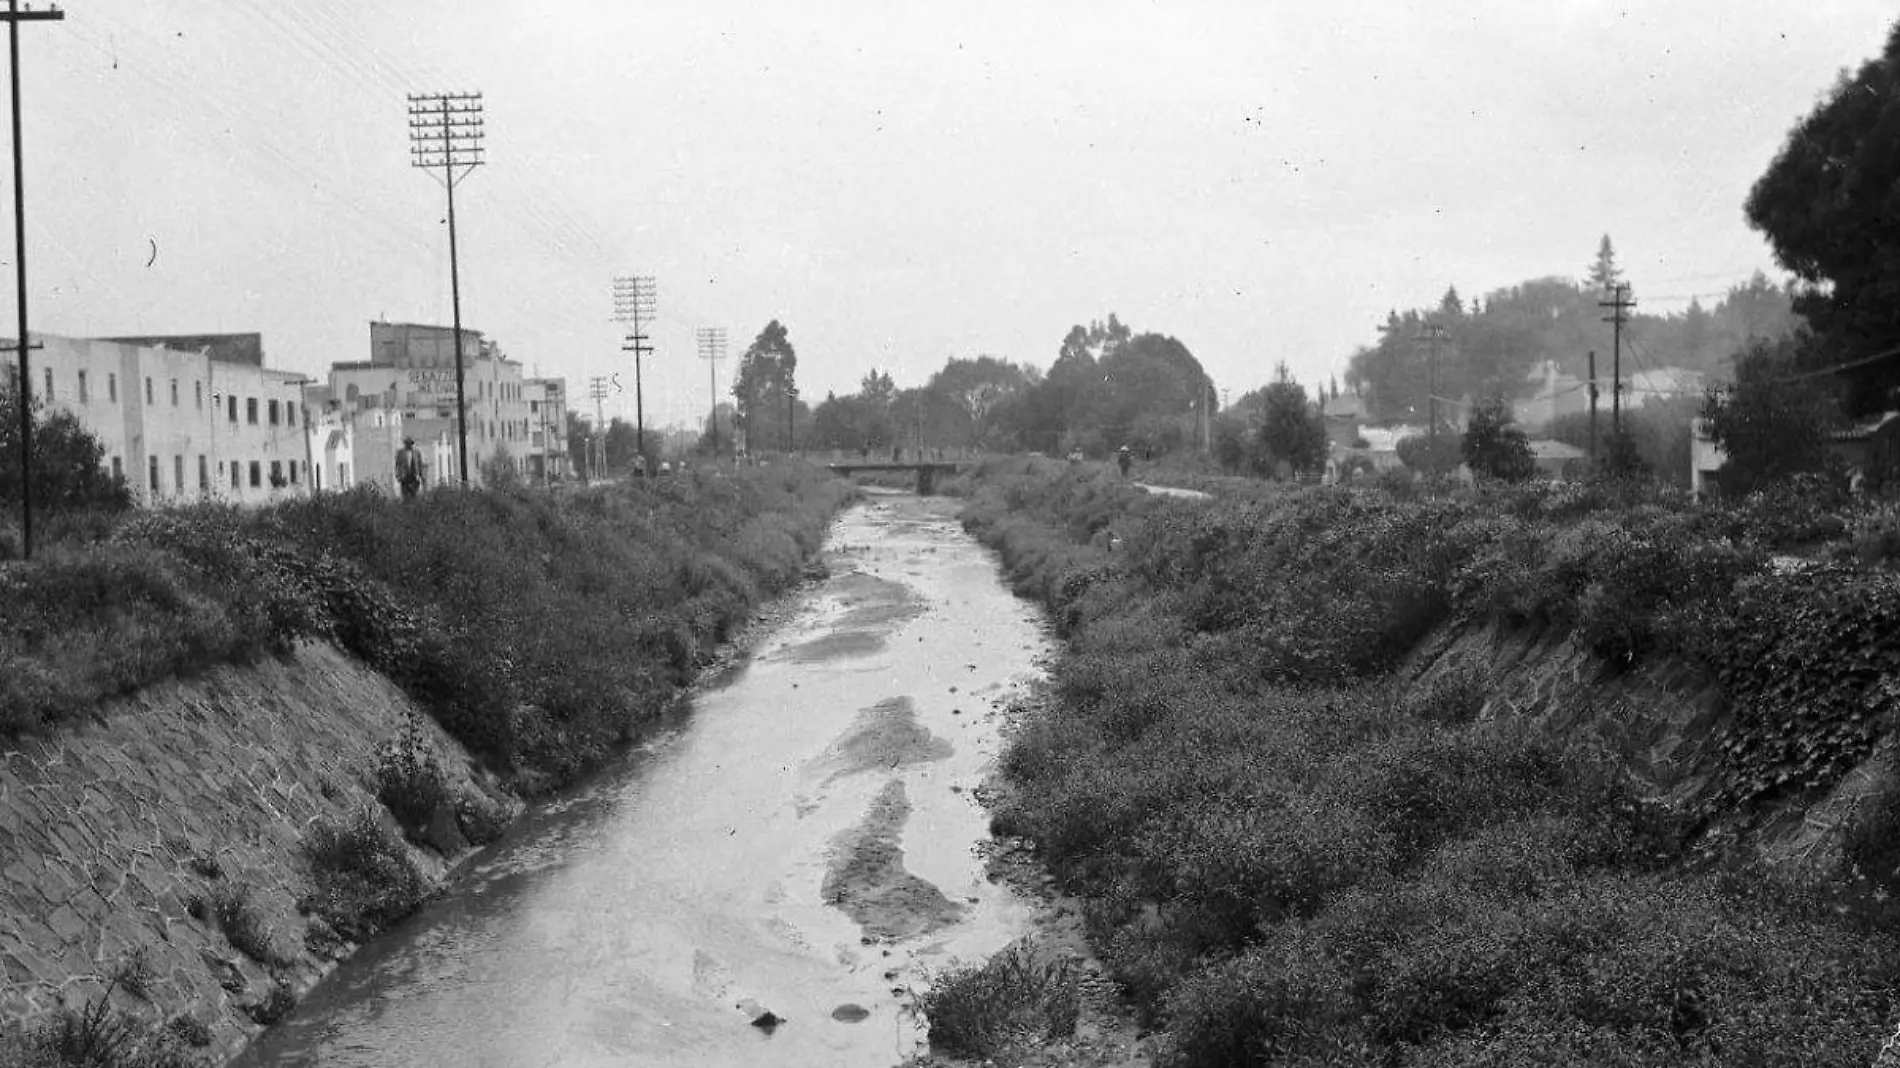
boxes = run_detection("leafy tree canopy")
[1700,333,1843,494]
[1746,18,1900,413]
[0,390,130,511]
[1460,398,1536,481]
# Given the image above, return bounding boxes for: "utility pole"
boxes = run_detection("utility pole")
[1587,350,1599,462]
[587,375,610,480]
[5,0,60,561]
[1418,323,1448,450]
[408,91,485,485]
[696,327,726,458]
[1599,283,1634,436]
[786,384,798,453]
[612,275,656,466]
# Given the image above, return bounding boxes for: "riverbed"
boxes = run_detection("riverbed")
[232,493,1050,1068]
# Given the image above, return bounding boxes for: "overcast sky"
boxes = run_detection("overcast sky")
[15,1,1896,427]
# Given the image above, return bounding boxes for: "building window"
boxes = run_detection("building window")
[228,395,238,423]
[148,455,160,494]
[268,399,280,426]
[108,373,117,403]
[173,455,184,495]
[248,461,261,488]
[170,378,179,407]
[77,370,87,403]
[287,402,297,427]
[110,456,122,480]
[269,460,284,487]
[289,459,300,485]
[247,398,258,425]
[198,455,208,491]
[231,463,241,490]
[145,377,153,405]
[43,367,52,400]
[195,381,203,410]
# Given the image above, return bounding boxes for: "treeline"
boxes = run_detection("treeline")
[1345,239,1798,425]
[782,314,1217,459]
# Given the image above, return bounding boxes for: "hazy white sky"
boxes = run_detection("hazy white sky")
[14,1,1896,427]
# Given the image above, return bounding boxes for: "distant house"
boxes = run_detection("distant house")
[1517,360,1592,433]
[1526,439,1587,480]
[1322,392,1365,453]
[1690,411,1900,498]
[1827,411,1900,477]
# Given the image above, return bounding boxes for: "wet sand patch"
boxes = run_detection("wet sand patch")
[781,629,889,663]
[775,571,926,662]
[822,779,964,941]
[811,697,954,781]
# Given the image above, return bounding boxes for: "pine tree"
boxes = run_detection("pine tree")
[1588,234,1624,293]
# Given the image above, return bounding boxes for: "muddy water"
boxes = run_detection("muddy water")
[233,494,1049,1068]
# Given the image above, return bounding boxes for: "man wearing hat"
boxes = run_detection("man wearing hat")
[396,435,425,499]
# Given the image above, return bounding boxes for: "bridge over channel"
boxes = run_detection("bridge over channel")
[825,461,966,495]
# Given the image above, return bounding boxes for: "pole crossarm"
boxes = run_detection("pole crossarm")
[407,93,485,187]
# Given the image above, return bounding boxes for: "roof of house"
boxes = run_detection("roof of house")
[100,333,266,367]
[1527,439,1588,461]
[1829,411,1900,442]
[1322,393,1364,419]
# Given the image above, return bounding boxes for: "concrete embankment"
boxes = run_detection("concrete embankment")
[0,642,507,1061]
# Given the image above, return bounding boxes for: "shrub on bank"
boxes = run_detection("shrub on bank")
[0,466,852,792]
[914,939,1079,1059]
[961,461,1900,1066]
[298,807,431,943]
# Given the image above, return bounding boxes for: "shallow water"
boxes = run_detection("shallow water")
[233,494,1049,1068]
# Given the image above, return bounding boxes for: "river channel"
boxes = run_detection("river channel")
[233,493,1050,1068]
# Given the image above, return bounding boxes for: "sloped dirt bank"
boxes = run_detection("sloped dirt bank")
[0,642,510,1063]
[1406,617,1894,872]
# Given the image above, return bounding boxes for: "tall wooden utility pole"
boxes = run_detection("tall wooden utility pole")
[4,0,61,561]
[1418,322,1448,449]
[408,91,485,484]
[1587,350,1599,462]
[1599,283,1635,435]
[696,327,727,457]
[586,375,610,480]
[612,275,656,464]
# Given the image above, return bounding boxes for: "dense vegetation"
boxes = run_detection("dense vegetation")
[0,466,852,791]
[955,458,1900,1067]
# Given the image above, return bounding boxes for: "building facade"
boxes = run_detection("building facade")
[325,321,531,489]
[6,332,311,506]
[525,377,570,483]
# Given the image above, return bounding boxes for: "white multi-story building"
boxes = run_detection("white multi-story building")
[4,332,312,506]
[525,377,570,483]
[325,321,531,488]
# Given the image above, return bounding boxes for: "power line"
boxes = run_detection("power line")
[408,91,485,485]
[1599,282,1635,434]
[613,275,656,461]
[5,0,64,561]
[697,326,727,456]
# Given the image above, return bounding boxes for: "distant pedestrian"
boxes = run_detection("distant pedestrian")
[1117,445,1133,478]
[1851,466,1869,498]
[395,436,425,499]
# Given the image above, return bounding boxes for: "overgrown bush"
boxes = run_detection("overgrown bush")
[958,459,1900,1067]
[298,807,430,942]
[0,982,202,1068]
[210,887,284,967]
[914,940,1079,1059]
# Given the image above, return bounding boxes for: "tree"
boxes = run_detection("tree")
[1256,363,1327,476]
[1587,234,1625,294]
[0,392,130,511]
[1460,398,1536,481]
[732,320,798,451]
[1701,334,1842,495]
[1746,20,1900,414]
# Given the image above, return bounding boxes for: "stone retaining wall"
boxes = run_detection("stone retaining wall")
[0,642,508,1062]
